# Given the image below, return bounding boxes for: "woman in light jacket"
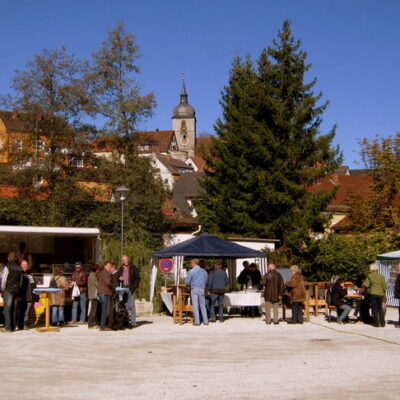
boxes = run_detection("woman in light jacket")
[50,266,69,326]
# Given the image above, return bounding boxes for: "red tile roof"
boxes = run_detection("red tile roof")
[188,155,206,172]
[92,131,175,154]
[0,186,49,200]
[308,174,373,211]
[196,136,213,156]
[0,111,30,132]
[0,186,19,198]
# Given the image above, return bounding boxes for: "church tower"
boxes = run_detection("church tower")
[172,80,196,158]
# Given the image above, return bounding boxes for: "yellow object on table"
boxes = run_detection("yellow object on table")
[36,292,59,333]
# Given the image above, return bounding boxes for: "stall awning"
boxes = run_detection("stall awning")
[376,250,400,260]
[0,226,100,237]
[152,233,268,258]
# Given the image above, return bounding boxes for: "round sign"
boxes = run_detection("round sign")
[160,258,174,274]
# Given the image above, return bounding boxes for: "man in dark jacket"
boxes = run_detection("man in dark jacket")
[331,278,351,324]
[207,262,229,322]
[1,252,22,332]
[98,261,114,331]
[394,263,400,328]
[70,262,88,324]
[18,259,37,330]
[237,261,251,289]
[250,263,262,289]
[261,264,285,325]
[117,255,140,328]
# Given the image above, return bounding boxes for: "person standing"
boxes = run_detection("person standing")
[285,265,306,324]
[261,263,285,325]
[70,261,88,324]
[1,252,22,332]
[394,263,400,328]
[117,255,140,328]
[98,261,114,331]
[16,242,32,269]
[249,263,262,289]
[331,278,352,324]
[364,264,387,327]
[50,266,69,327]
[87,265,99,329]
[18,260,37,330]
[237,261,251,289]
[186,258,209,326]
[207,262,229,323]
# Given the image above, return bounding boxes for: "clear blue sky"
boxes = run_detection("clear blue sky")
[1,0,399,168]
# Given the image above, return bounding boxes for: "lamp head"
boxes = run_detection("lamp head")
[114,186,131,202]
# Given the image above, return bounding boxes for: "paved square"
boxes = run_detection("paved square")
[1,309,399,400]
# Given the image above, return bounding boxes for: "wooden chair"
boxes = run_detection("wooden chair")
[327,305,337,323]
[325,285,338,323]
[305,282,329,317]
[171,285,194,325]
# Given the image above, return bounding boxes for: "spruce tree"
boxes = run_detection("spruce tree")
[198,21,341,252]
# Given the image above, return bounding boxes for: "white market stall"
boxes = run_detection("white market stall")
[376,250,400,307]
[149,233,268,303]
[0,225,101,277]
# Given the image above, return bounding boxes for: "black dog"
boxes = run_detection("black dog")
[112,297,130,331]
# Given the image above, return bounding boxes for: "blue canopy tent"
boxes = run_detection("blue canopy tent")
[376,250,400,306]
[150,233,268,301]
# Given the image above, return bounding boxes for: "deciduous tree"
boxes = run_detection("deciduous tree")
[85,23,167,247]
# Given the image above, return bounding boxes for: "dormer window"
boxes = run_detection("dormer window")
[15,139,22,150]
[69,156,84,168]
[36,140,45,152]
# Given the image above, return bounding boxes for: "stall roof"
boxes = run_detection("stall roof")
[152,233,268,258]
[0,226,100,237]
[376,250,400,260]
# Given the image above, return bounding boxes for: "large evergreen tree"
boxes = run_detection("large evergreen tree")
[198,21,341,252]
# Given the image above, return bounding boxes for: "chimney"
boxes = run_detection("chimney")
[330,173,340,185]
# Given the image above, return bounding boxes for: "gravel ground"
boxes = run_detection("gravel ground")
[1,308,399,400]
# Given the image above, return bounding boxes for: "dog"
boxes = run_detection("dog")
[112,297,130,331]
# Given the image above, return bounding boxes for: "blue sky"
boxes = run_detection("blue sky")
[1,0,399,168]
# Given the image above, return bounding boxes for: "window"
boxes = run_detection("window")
[69,156,84,168]
[138,145,150,151]
[36,140,45,152]
[34,175,44,187]
[15,139,22,150]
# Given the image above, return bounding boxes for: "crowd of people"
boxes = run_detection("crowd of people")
[185,259,308,326]
[1,249,400,332]
[185,259,400,328]
[0,252,140,332]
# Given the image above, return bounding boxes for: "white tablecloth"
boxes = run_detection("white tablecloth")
[224,292,262,307]
[160,292,173,314]
[160,291,262,313]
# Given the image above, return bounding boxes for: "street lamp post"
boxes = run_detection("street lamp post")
[113,186,131,259]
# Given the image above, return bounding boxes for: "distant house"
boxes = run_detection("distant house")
[185,155,206,172]
[308,171,373,233]
[152,155,194,190]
